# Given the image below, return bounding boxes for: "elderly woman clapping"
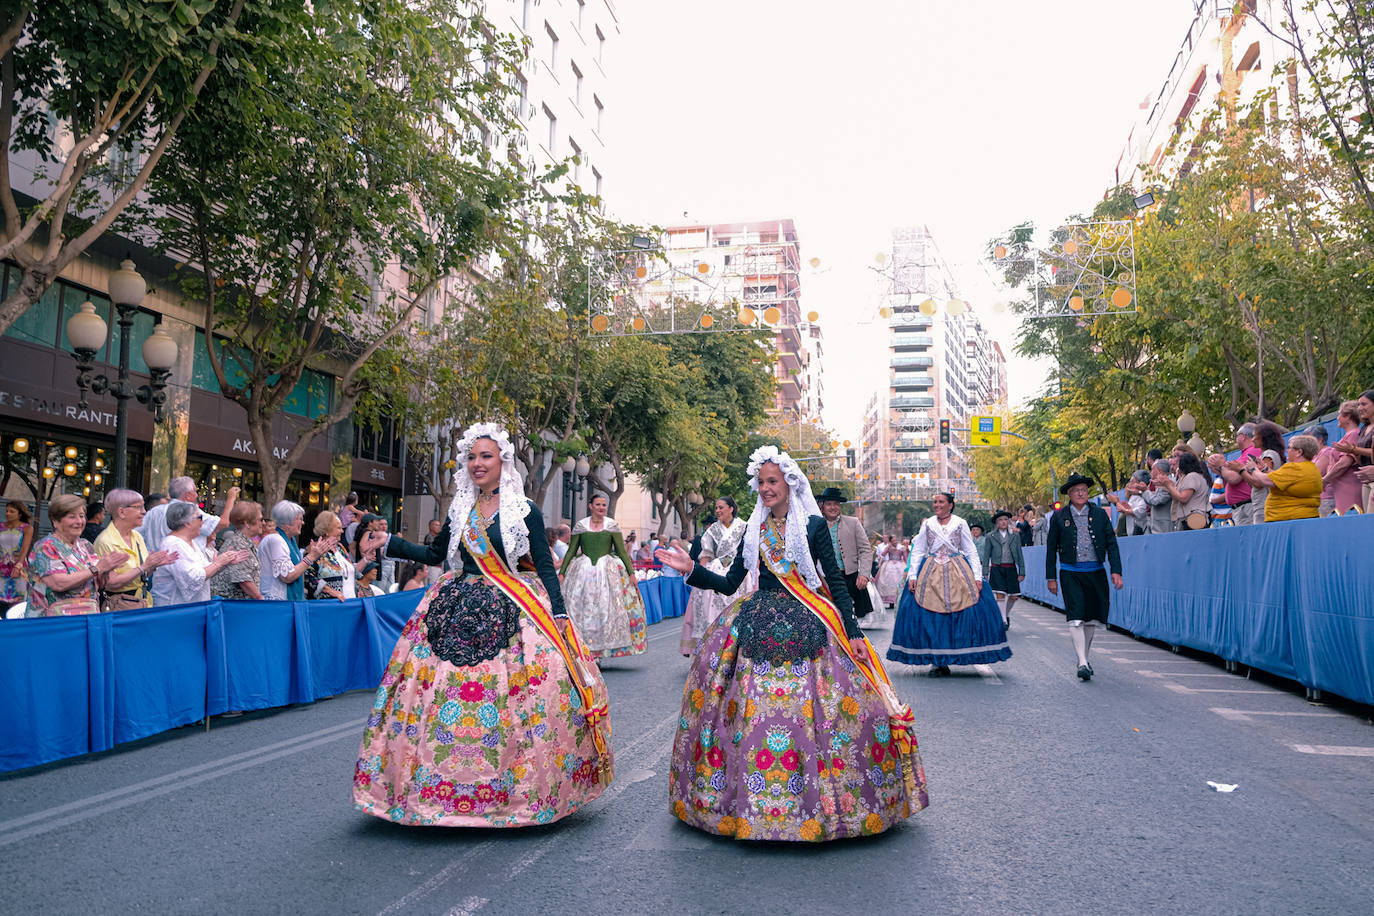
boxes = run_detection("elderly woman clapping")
[1242,434,1323,522]
[158,500,251,606]
[257,500,335,601]
[26,494,127,615]
[93,488,177,611]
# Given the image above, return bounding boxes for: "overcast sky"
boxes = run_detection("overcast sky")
[599,0,1199,441]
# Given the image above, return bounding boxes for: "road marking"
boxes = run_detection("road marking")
[445,897,490,916]
[1164,684,1267,695]
[973,664,1003,684]
[1211,708,1341,722]
[1137,671,1240,678]
[0,718,365,847]
[1289,744,1374,757]
[376,711,678,916]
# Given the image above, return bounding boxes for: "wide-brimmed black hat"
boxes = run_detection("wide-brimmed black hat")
[992,510,1014,521]
[817,487,846,504]
[1059,472,1095,495]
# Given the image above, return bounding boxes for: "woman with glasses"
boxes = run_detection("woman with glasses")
[158,500,251,606]
[92,489,177,611]
[26,494,127,616]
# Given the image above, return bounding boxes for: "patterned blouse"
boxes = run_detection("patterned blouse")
[26,534,99,616]
[209,528,262,599]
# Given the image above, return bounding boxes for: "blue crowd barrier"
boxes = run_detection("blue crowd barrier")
[1021,515,1374,704]
[639,574,690,625]
[1,577,693,773]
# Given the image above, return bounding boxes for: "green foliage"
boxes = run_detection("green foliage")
[0,0,255,331]
[150,0,524,502]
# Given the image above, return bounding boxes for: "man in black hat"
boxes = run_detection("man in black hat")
[979,510,1025,627]
[816,487,875,618]
[1045,473,1123,681]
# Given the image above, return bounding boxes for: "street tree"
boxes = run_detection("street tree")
[0,0,251,333]
[152,0,524,504]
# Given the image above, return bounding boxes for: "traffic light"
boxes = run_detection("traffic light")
[845,448,856,469]
[938,419,951,444]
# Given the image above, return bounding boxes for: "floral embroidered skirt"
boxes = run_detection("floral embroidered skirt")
[887,572,1012,668]
[875,558,907,605]
[353,574,612,828]
[669,588,928,842]
[680,557,754,653]
[562,554,647,658]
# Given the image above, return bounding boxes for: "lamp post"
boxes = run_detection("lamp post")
[65,259,178,490]
[1176,409,1205,456]
[561,454,592,522]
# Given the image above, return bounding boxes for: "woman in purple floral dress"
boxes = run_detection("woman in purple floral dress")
[656,447,927,842]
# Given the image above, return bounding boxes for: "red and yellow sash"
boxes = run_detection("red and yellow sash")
[464,510,613,786]
[759,527,921,800]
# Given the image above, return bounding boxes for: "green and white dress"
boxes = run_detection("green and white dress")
[558,517,647,658]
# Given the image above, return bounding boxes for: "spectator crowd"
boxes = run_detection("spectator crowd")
[2,481,439,619]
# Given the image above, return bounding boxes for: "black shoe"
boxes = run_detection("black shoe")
[1086,663,1094,676]
[1077,665,1092,681]
[928,665,950,678]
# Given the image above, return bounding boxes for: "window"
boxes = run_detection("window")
[592,167,602,198]
[545,23,558,72]
[571,61,583,106]
[521,0,531,30]
[595,26,605,64]
[576,0,585,30]
[543,104,556,152]
[513,73,528,120]
[594,95,604,133]
[569,138,582,184]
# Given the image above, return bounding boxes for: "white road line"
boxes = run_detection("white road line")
[1289,744,1374,757]
[1211,708,1341,722]
[1136,671,1241,678]
[1164,684,1267,695]
[377,711,679,916]
[973,664,1003,684]
[445,897,490,916]
[0,718,366,848]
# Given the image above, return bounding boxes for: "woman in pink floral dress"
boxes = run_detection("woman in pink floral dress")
[353,423,613,828]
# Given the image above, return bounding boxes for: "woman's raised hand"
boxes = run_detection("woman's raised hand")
[655,545,693,574]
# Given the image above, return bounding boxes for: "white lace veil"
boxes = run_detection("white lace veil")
[446,422,530,571]
[740,445,824,590]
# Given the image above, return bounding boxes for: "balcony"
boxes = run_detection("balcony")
[779,348,802,371]
[890,395,936,409]
[891,315,932,330]
[892,457,934,472]
[891,333,933,351]
[890,355,933,369]
[892,372,934,390]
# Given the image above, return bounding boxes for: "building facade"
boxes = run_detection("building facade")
[658,218,821,419]
[857,226,1007,528]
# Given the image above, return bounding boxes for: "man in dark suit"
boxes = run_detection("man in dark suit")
[1045,473,1123,681]
[817,487,875,618]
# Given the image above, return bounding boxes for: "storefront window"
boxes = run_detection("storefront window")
[1,432,137,523]
[185,456,330,516]
[191,331,331,419]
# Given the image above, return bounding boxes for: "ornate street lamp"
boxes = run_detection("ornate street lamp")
[65,258,178,490]
[1176,409,1205,456]
[561,455,592,522]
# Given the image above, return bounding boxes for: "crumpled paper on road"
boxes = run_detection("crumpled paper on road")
[1206,781,1238,793]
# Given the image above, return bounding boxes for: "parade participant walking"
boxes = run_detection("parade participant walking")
[887,493,1011,676]
[679,496,750,655]
[979,510,1025,627]
[874,534,907,607]
[353,423,611,828]
[1045,473,1123,681]
[655,445,926,842]
[816,488,875,623]
[558,493,647,659]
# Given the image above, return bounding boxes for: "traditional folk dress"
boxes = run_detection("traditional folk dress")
[887,515,1011,668]
[875,543,908,607]
[559,517,647,659]
[679,517,751,654]
[673,507,928,842]
[355,427,612,828]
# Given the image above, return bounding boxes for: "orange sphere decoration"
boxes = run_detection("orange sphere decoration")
[738,308,756,325]
[1111,287,1133,309]
[763,306,781,325]
[1068,296,1084,312]
[994,244,1008,259]
[807,310,819,322]
[635,266,647,279]
[632,316,647,331]
[1063,239,1079,256]
[697,262,710,274]
[700,314,714,329]
[591,314,611,332]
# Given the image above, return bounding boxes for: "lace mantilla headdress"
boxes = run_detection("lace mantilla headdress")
[447,422,529,571]
[741,445,823,590]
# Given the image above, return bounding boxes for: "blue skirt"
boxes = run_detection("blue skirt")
[886,575,1012,668]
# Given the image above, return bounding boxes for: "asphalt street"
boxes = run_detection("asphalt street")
[3,600,1371,916]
